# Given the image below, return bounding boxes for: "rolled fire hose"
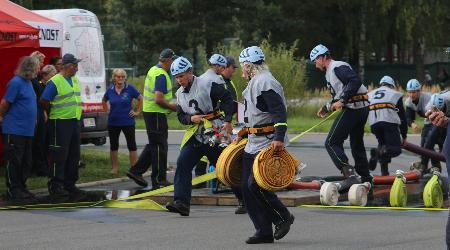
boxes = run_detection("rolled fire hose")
[216,138,248,187]
[389,170,407,207]
[402,142,445,162]
[423,171,444,208]
[253,147,299,191]
[348,182,372,207]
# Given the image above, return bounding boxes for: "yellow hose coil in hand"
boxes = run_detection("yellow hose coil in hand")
[216,138,248,187]
[389,170,407,207]
[253,147,299,191]
[423,172,444,208]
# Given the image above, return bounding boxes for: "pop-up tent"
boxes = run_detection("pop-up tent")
[0,0,63,97]
[0,10,39,49]
[0,0,63,161]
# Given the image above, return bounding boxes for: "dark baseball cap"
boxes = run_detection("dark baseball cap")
[226,56,238,68]
[159,48,177,60]
[62,53,81,65]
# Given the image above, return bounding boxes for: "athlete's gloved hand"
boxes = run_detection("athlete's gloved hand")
[271,140,284,152]
[232,136,242,145]
[401,137,407,146]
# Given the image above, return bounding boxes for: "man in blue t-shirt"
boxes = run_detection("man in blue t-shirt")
[0,56,39,200]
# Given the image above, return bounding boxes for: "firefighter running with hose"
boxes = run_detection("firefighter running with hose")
[235,46,294,244]
[165,57,234,216]
[310,44,373,196]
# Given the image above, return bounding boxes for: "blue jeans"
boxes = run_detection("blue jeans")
[444,125,450,249]
[173,137,222,205]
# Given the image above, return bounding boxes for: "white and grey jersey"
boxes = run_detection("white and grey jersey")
[176,76,223,144]
[368,86,403,125]
[199,68,225,85]
[405,92,432,124]
[325,60,368,109]
[242,70,288,154]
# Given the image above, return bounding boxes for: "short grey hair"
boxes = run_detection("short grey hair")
[112,68,127,79]
[16,56,40,80]
[41,65,57,77]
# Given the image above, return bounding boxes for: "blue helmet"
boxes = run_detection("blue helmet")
[170,57,192,76]
[406,79,421,91]
[209,54,227,67]
[239,46,265,64]
[430,93,445,110]
[310,44,329,61]
[379,75,395,87]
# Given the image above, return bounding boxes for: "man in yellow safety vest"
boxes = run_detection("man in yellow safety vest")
[40,53,83,196]
[126,48,177,190]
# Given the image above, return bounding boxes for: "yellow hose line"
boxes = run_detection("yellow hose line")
[289,111,338,143]
[300,204,449,211]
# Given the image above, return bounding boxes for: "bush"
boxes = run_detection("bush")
[217,39,308,100]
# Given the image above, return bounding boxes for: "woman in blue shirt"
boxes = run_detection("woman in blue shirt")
[0,56,40,200]
[102,69,143,174]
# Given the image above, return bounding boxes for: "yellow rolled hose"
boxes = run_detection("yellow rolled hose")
[216,138,248,187]
[253,147,299,191]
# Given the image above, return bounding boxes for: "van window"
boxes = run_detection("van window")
[72,26,103,78]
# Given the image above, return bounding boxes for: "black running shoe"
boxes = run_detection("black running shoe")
[126,171,148,187]
[166,200,190,216]
[274,214,295,240]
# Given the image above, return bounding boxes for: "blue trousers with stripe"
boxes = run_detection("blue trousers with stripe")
[325,107,371,180]
[242,152,290,237]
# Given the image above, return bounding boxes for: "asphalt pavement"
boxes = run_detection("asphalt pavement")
[0,131,447,249]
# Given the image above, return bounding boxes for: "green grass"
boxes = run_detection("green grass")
[134,106,425,134]
[0,149,130,194]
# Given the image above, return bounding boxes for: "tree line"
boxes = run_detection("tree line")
[14,0,450,83]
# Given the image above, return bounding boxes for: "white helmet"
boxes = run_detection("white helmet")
[379,75,395,87]
[209,54,227,67]
[406,79,421,91]
[239,46,265,64]
[170,57,192,76]
[430,93,445,110]
[310,44,329,61]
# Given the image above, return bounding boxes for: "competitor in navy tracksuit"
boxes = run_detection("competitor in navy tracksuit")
[235,46,294,244]
[165,57,234,216]
[367,76,407,176]
[310,44,372,194]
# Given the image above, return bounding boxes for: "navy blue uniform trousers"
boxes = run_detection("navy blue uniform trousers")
[443,125,450,249]
[131,112,168,186]
[47,119,80,189]
[173,137,222,205]
[242,152,290,237]
[370,122,402,164]
[325,107,371,179]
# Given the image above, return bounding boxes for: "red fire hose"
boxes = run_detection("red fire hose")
[287,170,421,190]
[402,142,445,162]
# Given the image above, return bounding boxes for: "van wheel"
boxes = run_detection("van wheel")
[93,137,107,146]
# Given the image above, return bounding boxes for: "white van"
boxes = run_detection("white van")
[34,9,108,145]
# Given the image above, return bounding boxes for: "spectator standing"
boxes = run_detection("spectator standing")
[49,56,62,73]
[0,56,39,200]
[102,69,143,174]
[40,53,84,196]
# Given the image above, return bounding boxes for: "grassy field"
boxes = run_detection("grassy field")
[0,149,130,194]
[134,108,424,134]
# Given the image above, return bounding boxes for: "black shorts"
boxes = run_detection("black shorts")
[108,125,137,151]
